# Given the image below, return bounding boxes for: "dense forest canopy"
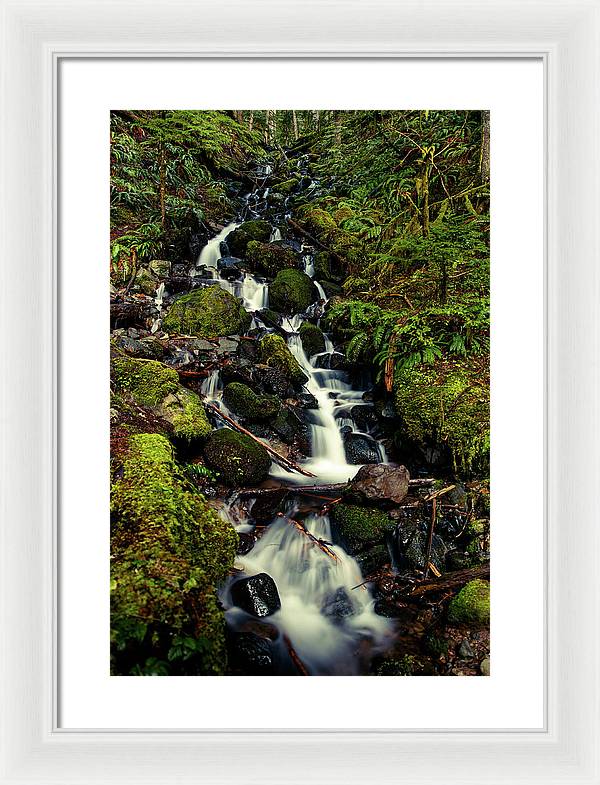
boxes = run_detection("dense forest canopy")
[110,109,490,677]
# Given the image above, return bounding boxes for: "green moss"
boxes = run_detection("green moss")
[329,503,393,553]
[373,655,416,676]
[245,240,298,275]
[259,333,308,386]
[162,285,251,337]
[203,427,271,486]
[274,177,300,195]
[297,206,337,237]
[227,219,272,257]
[110,433,238,674]
[112,354,180,407]
[222,382,280,421]
[269,268,319,314]
[393,360,490,476]
[134,267,158,295]
[112,353,211,441]
[299,321,325,357]
[448,579,490,626]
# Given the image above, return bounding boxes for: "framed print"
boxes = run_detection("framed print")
[1,1,599,783]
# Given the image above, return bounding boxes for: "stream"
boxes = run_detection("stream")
[188,169,394,675]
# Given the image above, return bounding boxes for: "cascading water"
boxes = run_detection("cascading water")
[194,165,391,674]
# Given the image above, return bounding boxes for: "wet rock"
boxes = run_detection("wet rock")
[321,587,356,622]
[162,285,251,338]
[269,269,319,315]
[246,240,299,275]
[223,382,280,422]
[203,428,271,486]
[329,352,350,372]
[227,220,272,258]
[250,489,289,524]
[236,533,256,555]
[230,573,281,617]
[350,405,378,433]
[256,364,294,398]
[259,334,309,387]
[270,405,310,449]
[258,308,283,329]
[391,523,447,575]
[238,620,279,641]
[133,267,159,296]
[113,335,165,360]
[296,391,319,409]
[220,358,255,387]
[457,638,475,659]
[149,259,171,278]
[343,432,381,465]
[217,256,244,280]
[228,632,276,675]
[346,463,410,507]
[299,321,325,357]
[355,544,390,576]
[329,503,393,554]
[215,336,240,356]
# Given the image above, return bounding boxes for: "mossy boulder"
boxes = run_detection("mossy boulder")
[274,176,300,195]
[299,321,325,357]
[203,427,271,486]
[448,579,490,626]
[133,267,158,295]
[223,382,280,422]
[269,269,319,315]
[329,503,393,554]
[259,334,308,387]
[227,220,272,258]
[111,352,211,441]
[393,359,490,476]
[258,308,283,329]
[245,240,299,276]
[162,285,251,338]
[110,433,238,675]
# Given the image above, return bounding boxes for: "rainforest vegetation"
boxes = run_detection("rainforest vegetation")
[110,109,490,677]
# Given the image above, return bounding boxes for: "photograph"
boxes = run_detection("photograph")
[109,108,490,677]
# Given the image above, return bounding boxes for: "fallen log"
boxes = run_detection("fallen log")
[402,564,490,598]
[237,478,435,498]
[204,402,316,478]
[110,301,144,329]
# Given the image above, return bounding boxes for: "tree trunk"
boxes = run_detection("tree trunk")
[421,151,431,238]
[248,111,254,132]
[479,110,490,183]
[292,109,299,141]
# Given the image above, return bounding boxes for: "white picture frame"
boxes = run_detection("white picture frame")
[1,0,598,782]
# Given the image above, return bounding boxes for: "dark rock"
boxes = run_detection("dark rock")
[250,490,289,524]
[217,256,245,280]
[391,521,448,574]
[230,573,281,617]
[258,308,283,329]
[296,391,319,409]
[257,365,294,398]
[321,587,356,622]
[346,463,410,507]
[220,359,255,388]
[350,405,378,433]
[329,352,351,372]
[343,432,382,465]
[355,544,390,576]
[228,632,276,675]
[457,638,475,659]
[237,533,256,555]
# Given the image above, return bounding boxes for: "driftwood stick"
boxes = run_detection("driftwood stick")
[283,635,309,676]
[403,564,490,598]
[285,516,340,563]
[204,403,316,478]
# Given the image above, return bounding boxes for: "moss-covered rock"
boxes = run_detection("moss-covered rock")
[448,579,490,626]
[258,308,283,329]
[274,176,300,195]
[329,503,393,554]
[133,267,158,295]
[393,359,490,476]
[227,219,272,258]
[259,333,308,387]
[162,285,251,338]
[223,382,280,421]
[149,259,171,278]
[299,321,325,357]
[203,427,271,485]
[269,268,319,314]
[112,352,211,441]
[245,240,299,276]
[110,433,238,675]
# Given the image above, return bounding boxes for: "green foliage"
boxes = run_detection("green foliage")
[162,285,252,337]
[448,579,490,626]
[258,334,308,386]
[373,655,416,676]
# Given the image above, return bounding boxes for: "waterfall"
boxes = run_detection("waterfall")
[196,222,240,268]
